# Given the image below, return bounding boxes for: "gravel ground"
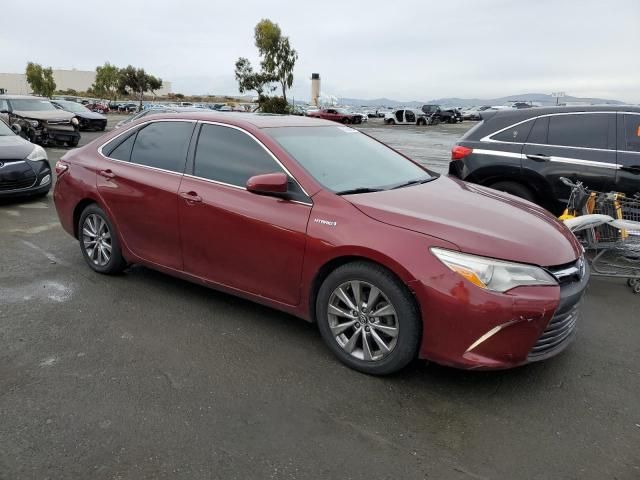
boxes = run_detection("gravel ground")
[1,114,638,480]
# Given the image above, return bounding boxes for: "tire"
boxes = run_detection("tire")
[341,117,350,124]
[78,204,127,274]
[489,181,537,203]
[316,261,421,375]
[68,137,80,148]
[634,283,640,294]
[417,118,426,126]
[386,119,395,125]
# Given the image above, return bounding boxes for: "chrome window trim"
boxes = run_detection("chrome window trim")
[480,111,619,152]
[97,118,313,204]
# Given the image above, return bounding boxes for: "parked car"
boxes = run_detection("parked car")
[306,108,362,124]
[0,95,80,147]
[384,108,429,125]
[449,106,640,214]
[461,107,482,121]
[114,106,203,129]
[51,99,108,131]
[0,118,52,198]
[421,104,459,124]
[54,112,587,375]
[85,102,110,114]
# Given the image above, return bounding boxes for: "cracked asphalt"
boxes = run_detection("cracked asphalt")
[1,116,638,479]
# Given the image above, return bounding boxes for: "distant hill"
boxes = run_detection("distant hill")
[338,93,625,108]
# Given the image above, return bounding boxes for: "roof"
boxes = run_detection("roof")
[151,111,334,128]
[0,94,48,100]
[486,104,640,121]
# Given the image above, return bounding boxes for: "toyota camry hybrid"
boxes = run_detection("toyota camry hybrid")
[54,112,588,375]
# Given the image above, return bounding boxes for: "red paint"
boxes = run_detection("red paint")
[54,112,585,370]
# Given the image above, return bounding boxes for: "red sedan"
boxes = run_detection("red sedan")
[306,108,361,124]
[53,112,588,374]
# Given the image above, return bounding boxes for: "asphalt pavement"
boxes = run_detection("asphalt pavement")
[0,115,638,480]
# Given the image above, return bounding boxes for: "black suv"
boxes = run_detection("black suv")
[449,106,640,214]
[421,105,461,124]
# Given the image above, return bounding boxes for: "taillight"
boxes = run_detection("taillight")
[451,145,473,160]
[55,161,69,177]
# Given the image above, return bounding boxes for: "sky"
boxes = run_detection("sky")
[2,0,639,103]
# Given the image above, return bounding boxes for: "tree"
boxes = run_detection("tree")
[254,19,297,103]
[92,63,120,101]
[117,66,163,109]
[25,62,56,97]
[234,57,276,98]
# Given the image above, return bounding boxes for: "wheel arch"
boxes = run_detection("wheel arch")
[307,253,420,324]
[72,197,102,238]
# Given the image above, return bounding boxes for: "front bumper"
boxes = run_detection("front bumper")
[0,159,52,198]
[412,257,589,369]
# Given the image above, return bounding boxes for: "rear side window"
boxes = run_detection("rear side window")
[547,114,609,149]
[107,133,136,161]
[194,124,284,186]
[130,121,194,173]
[491,119,534,143]
[526,116,549,144]
[623,114,640,152]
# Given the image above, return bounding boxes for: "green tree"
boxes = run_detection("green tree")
[117,66,163,109]
[254,19,297,103]
[25,62,56,97]
[234,57,276,98]
[92,63,120,101]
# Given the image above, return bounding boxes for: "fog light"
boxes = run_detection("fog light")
[40,174,51,185]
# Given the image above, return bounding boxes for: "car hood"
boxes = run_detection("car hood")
[0,134,35,160]
[346,175,581,267]
[74,111,106,120]
[13,110,74,121]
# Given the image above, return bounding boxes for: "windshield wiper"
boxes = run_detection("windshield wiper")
[390,177,434,190]
[335,187,385,195]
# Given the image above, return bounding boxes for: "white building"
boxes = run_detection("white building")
[0,69,172,96]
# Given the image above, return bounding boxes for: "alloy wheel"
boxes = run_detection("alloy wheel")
[82,213,112,266]
[327,280,399,362]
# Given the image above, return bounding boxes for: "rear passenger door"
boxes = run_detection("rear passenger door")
[616,113,640,195]
[97,120,196,269]
[522,113,616,205]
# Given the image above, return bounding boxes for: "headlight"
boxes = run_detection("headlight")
[71,117,79,125]
[28,120,39,127]
[431,248,557,292]
[26,145,48,162]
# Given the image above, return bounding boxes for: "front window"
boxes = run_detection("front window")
[9,99,58,111]
[268,126,433,193]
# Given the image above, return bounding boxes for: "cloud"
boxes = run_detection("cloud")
[1,0,638,102]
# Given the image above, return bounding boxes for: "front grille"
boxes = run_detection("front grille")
[528,303,579,360]
[0,172,37,191]
[47,119,71,125]
[547,257,585,285]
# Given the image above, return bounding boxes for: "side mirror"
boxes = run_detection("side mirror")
[11,123,21,135]
[246,172,288,196]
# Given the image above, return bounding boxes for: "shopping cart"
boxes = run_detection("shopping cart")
[559,177,640,293]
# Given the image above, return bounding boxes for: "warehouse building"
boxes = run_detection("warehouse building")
[0,69,172,96]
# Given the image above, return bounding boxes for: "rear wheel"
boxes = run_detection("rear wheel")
[417,118,426,126]
[341,117,350,124]
[386,119,395,125]
[489,181,537,203]
[78,204,126,274]
[316,261,421,375]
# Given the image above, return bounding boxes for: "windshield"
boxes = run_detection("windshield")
[54,101,90,113]
[9,99,58,111]
[336,108,350,114]
[0,119,14,136]
[268,126,433,193]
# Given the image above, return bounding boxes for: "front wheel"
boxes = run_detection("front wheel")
[316,261,421,375]
[68,137,80,147]
[78,204,127,274]
[386,119,395,125]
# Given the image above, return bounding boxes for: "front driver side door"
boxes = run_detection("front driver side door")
[178,123,312,305]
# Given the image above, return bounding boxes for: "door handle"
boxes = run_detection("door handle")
[526,154,551,162]
[620,165,640,174]
[98,169,115,179]
[179,191,202,204]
